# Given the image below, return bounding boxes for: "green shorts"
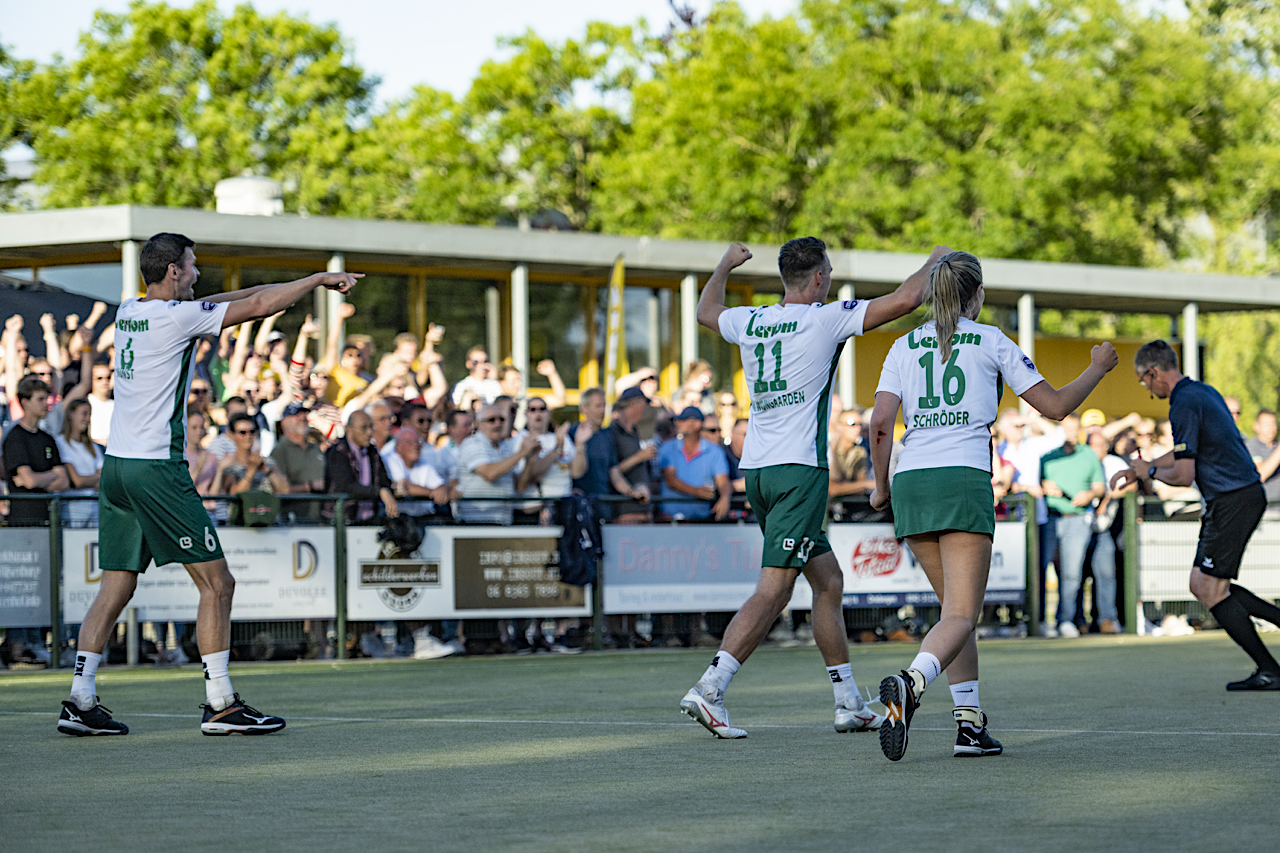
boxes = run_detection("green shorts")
[891,466,995,539]
[745,464,832,570]
[99,457,223,572]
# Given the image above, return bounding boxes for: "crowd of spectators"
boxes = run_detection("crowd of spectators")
[5,300,1280,663]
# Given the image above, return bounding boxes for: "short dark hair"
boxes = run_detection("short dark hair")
[778,237,827,290]
[445,408,471,430]
[1134,340,1180,373]
[1258,409,1276,419]
[398,403,428,426]
[140,233,195,285]
[15,375,49,402]
[228,412,258,433]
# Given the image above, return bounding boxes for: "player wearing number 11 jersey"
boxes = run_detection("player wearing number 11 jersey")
[58,232,362,738]
[679,237,952,740]
[867,251,1117,761]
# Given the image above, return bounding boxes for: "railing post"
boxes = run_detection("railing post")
[1124,491,1139,634]
[126,606,139,666]
[48,496,63,669]
[1023,493,1041,636]
[334,497,347,661]
[592,556,604,652]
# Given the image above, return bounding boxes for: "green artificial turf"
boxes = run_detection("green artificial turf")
[3,634,1278,852]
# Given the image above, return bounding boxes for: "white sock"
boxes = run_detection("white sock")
[949,679,979,709]
[700,651,741,693]
[201,650,234,710]
[909,651,942,686]
[827,663,858,706]
[69,651,102,708]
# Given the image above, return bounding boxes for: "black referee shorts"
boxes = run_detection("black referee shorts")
[1195,482,1266,580]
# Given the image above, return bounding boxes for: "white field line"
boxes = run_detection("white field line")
[4,709,1280,737]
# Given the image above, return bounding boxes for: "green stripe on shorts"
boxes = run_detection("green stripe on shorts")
[890,466,995,539]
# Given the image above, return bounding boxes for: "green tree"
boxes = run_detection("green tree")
[593,7,830,242]
[464,29,627,228]
[340,86,504,224]
[6,0,375,213]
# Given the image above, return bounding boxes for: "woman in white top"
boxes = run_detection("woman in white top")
[56,398,104,527]
[867,251,1118,761]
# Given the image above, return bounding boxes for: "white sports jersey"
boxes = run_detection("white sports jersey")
[106,297,229,461]
[719,299,869,469]
[876,318,1044,475]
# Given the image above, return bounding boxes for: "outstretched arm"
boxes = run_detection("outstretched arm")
[860,245,953,332]
[220,273,361,329]
[1019,343,1119,421]
[697,243,752,331]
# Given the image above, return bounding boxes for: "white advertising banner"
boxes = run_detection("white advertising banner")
[602,522,1026,614]
[346,526,592,620]
[1139,517,1280,601]
[61,528,336,623]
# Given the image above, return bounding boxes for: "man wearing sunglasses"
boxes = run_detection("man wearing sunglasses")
[1114,340,1280,690]
[59,232,361,738]
[457,403,541,525]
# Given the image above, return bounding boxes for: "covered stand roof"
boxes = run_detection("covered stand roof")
[0,204,1276,313]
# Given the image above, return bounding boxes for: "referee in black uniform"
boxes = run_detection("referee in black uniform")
[1113,340,1280,690]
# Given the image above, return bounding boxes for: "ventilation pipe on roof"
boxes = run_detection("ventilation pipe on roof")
[215,176,283,216]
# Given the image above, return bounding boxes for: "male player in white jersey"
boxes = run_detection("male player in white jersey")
[679,237,950,738]
[57,233,360,737]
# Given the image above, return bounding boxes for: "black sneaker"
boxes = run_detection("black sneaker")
[878,670,921,762]
[200,694,286,735]
[1226,669,1280,691]
[57,698,129,736]
[953,707,1003,757]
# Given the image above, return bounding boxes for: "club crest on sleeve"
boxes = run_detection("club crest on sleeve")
[201,301,217,312]
[1021,356,1036,371]
[842,300,859,310]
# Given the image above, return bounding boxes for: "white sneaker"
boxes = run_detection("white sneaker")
[413,631,456,660]
[834,696,884,732]
[1057,621,1080,639]
[1039,621,1059,638]
[680,682,747,738]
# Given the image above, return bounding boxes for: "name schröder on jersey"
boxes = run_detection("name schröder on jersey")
[752,389,806,414]
[912,410,973,428]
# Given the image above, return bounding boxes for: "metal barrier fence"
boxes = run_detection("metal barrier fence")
[17,489,1228,660]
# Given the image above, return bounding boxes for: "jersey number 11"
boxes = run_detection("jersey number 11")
[754,341,788,394]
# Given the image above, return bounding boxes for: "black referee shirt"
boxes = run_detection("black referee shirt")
[1168,377,1260,501]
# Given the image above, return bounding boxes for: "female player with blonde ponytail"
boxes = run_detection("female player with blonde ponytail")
[868,251,1118,761]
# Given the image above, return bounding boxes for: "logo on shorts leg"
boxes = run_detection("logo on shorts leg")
[179,536,193,550]
[782,537,815,564]
[1202,556,1215,569]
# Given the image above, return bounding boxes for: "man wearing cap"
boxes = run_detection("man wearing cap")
[270,403,326,517]
[657,407,731,521]
[609,386,658,523]
[679,237,949,739]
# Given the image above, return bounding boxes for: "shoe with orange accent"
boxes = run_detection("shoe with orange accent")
[680,682,747,738]
[200,694,286,736]
[878,669,923,762]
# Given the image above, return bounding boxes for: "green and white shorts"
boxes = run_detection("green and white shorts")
[745,464,833,570]
[890,466,995,539]
[99,457,224,572]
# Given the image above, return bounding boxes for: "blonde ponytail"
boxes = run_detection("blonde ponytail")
[928,251,983,363]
